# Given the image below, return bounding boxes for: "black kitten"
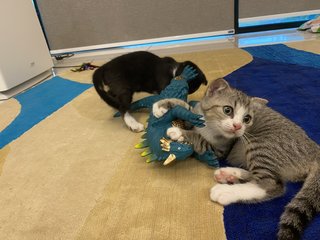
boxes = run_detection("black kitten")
[92,51,207,132]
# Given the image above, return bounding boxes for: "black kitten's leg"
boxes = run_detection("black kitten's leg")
[118,91,144,132]
[97,89,121,110]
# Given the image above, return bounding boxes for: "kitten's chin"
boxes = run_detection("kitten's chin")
[235,132,244,138]
[222,130,243,139]
[221,131,237,139]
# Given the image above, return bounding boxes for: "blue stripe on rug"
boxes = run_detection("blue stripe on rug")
[223,44,320,240]
[0,76,92,149]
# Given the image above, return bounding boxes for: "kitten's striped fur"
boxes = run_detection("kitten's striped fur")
[153,78,320,240]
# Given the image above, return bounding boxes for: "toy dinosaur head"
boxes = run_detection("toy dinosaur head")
[160,138,193,165]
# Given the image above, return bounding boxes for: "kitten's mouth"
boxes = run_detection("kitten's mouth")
[225,129,243,138]
[223,130,237,138]
[226,128,237,134]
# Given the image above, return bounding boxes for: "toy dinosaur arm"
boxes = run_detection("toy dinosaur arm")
[171,106,205,127]
[152,98,204,127]
[188,100,199,108]
[152,105,205,128]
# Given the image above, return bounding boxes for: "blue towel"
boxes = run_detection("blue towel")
[223,44,320,240]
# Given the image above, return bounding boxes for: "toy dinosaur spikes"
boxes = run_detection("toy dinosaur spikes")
[135,140,148,149]
[141,148,152,157]
[130,65,219,167]
[146,154,158,163]
[160,138,171,152]
[163,154,176,165]
[141,132,148,139]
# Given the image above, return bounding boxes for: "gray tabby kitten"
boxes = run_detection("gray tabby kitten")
[152,78,320,240]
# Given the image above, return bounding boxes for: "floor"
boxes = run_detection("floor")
[53,28,320,73]
[1,27,319,240]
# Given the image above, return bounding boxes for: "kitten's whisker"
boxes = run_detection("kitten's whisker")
[245,132,256,139]
[240,136,246,146]
[242,136,249,145]
[244,132,276,151]
[242,133,252,145]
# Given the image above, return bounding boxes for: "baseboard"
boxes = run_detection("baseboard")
[239,10,320,27]
[51,33,235,67]
[50,30,235,55]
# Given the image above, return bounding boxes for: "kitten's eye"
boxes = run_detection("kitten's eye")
[223,106,233,116]
[243,115,252,124]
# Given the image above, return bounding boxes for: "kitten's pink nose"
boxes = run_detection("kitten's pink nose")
[233,123,242,131]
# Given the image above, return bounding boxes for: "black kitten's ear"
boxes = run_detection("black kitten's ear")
[205,78,230,97]
[251,97,268,109]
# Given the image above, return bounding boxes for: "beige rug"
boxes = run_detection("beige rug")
[0,40,318,240]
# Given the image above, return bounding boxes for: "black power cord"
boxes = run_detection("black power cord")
[53,62,100,72]
[54,53,75,61]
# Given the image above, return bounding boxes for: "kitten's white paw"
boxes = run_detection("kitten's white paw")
[214,167,242,184]
[124,112,145,132]
[210,184,238,205]
[129,122,145,132]
[167,127,184,142]
[152,103,168,118]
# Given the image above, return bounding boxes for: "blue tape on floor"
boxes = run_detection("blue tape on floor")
[0,76,92,149]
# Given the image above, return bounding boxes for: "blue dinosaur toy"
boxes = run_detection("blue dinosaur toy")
[119,66,219,167]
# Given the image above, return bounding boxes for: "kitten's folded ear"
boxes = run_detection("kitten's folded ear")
[205,78,230,97]
[251,97,269,109]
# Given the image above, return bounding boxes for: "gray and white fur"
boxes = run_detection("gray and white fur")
[152,78,320,240]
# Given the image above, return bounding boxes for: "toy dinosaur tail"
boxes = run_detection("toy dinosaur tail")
[92,67,120,110]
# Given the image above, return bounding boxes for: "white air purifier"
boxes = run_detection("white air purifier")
[0,1,53,100]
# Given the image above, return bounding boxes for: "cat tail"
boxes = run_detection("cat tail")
[92,68,120,110]
[278,163,320,240]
